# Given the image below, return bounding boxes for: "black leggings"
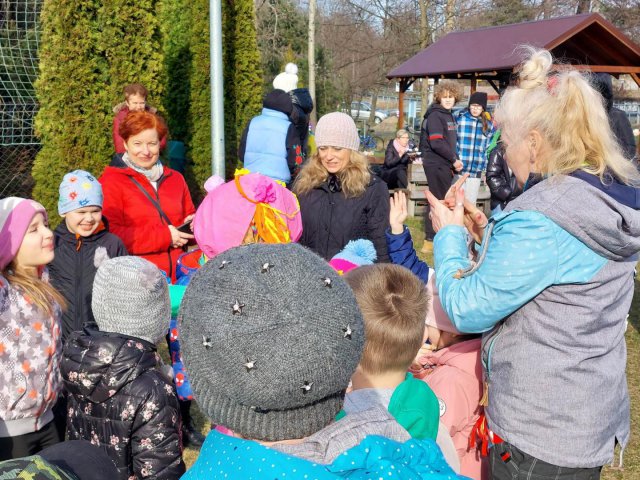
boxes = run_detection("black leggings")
[423,162,453,240]
[0,420,61,461]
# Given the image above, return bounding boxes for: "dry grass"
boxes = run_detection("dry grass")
[176,217,640,476]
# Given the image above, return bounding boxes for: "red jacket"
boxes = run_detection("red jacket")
[112,104,167,154]
[99,164,195,281]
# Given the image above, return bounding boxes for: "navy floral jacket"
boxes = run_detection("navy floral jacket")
[61,330,185,480]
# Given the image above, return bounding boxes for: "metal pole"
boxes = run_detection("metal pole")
[210,0,225,177]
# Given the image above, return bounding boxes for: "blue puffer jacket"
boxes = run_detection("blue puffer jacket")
[386,226,430,283]
[239,108,300,183]
[182,431,469,480]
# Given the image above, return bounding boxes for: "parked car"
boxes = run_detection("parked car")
[348,101,388,124]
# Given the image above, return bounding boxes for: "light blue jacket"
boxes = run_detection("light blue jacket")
[182,430,468,480]
[433,173,640,468]
[244,108,292,183]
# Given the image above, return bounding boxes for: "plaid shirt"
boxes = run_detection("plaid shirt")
[455,110,495,175]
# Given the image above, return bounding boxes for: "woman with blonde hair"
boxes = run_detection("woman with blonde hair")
[294,112,390,261]
[427,47,640,479]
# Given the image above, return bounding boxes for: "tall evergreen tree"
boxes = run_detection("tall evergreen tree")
[33,0,164,222]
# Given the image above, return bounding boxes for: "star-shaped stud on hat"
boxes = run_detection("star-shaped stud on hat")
[232,299,245,315]
[321,277,332,288]
[261,262,274,273]
[219,260,231,270]
[202,335,213,349]
[342,324,352,339]
[244,358,257,371]
[301,380,313,393]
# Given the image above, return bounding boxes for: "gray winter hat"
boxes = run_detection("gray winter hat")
[92,256,171,344]
[180,242,365,441]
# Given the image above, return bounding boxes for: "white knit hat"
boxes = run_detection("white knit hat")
[92,256,171,344]
[272,63,299,93]
[315,112,360,151]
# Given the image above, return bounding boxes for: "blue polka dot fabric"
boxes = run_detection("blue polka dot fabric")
[181,431,469,479]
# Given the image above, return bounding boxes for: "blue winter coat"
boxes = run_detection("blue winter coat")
[182,430,469,480]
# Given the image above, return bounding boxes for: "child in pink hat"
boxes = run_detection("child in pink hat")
[167,172,303,446]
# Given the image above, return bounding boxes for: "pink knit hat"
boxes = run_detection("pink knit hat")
[0,197,47,270]
[425,274,460,334]
[315,112,360,151]
[194,173,303,259]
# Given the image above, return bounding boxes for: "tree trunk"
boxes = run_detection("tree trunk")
[445,0,454,32]
[308,0,317,125]
[575,0,590,14]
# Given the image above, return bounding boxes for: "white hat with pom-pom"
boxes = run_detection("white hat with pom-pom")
[272,63,299,93]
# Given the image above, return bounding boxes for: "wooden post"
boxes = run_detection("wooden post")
[397,79,406,129]
[470,77,477,94]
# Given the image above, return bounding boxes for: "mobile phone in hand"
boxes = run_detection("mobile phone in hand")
[176,220,192,234]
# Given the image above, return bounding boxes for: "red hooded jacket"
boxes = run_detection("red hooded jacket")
[99,163,195,281]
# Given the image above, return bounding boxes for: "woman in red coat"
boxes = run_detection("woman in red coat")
[100,111,195,282]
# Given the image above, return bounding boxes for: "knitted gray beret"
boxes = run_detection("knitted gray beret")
[180,243,365,441]
[92,256,171,344]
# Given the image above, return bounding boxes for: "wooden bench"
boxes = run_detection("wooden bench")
[407,164,428,217]
[406,164,492,217]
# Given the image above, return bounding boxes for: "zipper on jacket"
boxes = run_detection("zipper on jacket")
[325,188,335,258]
[74,240,83,332]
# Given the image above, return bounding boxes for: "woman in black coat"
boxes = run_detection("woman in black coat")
[380,129,412,189]
[294,112,390,262]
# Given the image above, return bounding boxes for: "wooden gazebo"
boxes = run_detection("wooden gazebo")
[388,13,640,127]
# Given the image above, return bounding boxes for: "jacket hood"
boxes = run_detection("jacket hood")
[419,338,482,377]
[424,103,452,118]
[112,102,158,115]
[273,407,409,464]
[291,88,314,113]
[514,173,640,261]
[185,429,464,480]
[61,330,161,403]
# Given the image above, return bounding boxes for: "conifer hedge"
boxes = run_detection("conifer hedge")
[33,0,263,215]
[33,0,165,222]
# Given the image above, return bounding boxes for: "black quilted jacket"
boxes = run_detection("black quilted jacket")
[61,330,185,480]
[297,175,390,262]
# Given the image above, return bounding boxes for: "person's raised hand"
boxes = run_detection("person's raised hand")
[169,225,194,249]
[453,160,464,172]
[389,190,408,235]
[426,187,465,233]
[444,173,469,209]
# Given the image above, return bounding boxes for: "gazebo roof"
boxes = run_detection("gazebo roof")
[387,13,640,81]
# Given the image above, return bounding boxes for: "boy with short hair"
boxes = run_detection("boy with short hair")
[180,243,463,479]
[343,263,441,441]
[48,170,127,343]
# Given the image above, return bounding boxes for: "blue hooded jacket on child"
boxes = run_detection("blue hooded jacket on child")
[182,430,468,480]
